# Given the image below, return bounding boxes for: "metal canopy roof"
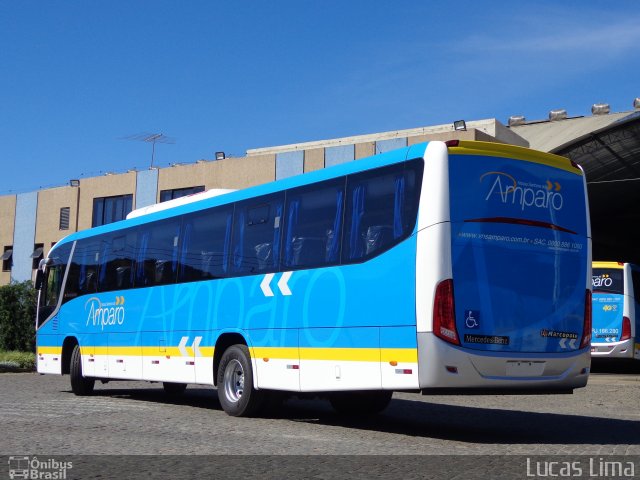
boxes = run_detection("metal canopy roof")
[549,112,640,264]
[552,111,640,182]
[510,111,632,153]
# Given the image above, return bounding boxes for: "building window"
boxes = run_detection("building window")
[1,246,12,272]
[31,244,44,270]
[59,207,70,230]
[92,194,133,227]
[160,186,205,203]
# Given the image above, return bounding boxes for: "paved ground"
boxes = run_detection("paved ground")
[2,362,639,459]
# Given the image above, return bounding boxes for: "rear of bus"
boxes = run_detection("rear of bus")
[591,262,636,360]
[417,141,591,393]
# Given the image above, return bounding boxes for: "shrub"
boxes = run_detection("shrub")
[0,360,20,369]
[0,281,37,352]
[0,350,36,370]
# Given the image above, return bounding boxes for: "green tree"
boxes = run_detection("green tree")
[0,281,37,352]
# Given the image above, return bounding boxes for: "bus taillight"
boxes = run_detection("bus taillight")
[433,279,459,345]
[580,289,592,349]
[621,316,632,341]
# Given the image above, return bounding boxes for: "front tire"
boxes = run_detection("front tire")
[70,344,94,396]
[217,344,264,417]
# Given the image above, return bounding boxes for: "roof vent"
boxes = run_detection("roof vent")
[591,103,610,115]
[508,115,526,127]
[549,109,568,121]
[634,98,640,109]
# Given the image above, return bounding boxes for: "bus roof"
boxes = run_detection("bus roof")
[447,140,583,176]
[593,261,625,269]
[126,189,236,219]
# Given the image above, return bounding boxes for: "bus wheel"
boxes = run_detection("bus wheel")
[217,344,264,417]
[70,344,95,396]
[163,382,187,397]
[329,390,392,416]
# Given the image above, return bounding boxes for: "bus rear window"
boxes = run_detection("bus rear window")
[592,268,623,294]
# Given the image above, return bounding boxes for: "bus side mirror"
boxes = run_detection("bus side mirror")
[34,269,44,291]
[34,258,51,291]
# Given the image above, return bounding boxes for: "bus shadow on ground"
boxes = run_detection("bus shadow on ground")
[82,385,639,445]
[276,396,640,446]
[590,359,640,374]
[84,384,219,409]
[313,397,640,445]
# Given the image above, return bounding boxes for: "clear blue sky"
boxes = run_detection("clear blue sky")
[1,1,639,195]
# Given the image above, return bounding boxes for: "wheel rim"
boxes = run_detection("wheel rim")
[223,358,244,403]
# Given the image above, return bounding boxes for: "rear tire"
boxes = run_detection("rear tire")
[70,344,94,396]
[329,390,392,416]
[217,344,264,417]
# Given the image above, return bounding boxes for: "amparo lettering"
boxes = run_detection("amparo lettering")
[592,276,613,288]
[482,173,563,211]
[85,297,125,330]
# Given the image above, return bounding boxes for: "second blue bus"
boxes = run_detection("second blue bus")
[591,261,640,362]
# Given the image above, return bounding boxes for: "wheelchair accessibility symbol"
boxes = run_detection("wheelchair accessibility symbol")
[465,310,480,329]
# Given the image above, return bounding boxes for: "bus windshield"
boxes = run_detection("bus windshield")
[37,243,71,327]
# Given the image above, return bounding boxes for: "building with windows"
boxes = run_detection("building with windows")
[1,100,639,286]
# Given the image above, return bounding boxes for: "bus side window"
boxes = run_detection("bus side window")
[66,239,101,299]
[136,219,181,287]
[231,194,284,274]
[343,160,422,262]
[98,231,137,292]
[180,205,234,282]
[282,178,345,269]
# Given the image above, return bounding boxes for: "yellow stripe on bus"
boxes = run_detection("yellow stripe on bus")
[592,261,623,269]
[251,347,299,359]
[73,345,417,363]
[380,348,419,363]
[448,140,582,176]
[253,347,418,363]
[300,347,380,362]
[38,346,62,355]
[81,346,215,357]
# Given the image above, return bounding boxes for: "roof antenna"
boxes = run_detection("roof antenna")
[122,133,176,168]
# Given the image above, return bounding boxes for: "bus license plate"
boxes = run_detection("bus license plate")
[506,361,545,377]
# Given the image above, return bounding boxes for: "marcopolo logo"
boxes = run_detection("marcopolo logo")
[480,171,563,212]
[85,296,126,330]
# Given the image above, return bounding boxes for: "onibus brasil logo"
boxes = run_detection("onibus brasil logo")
[480,171,563,211]
[85,296,126,330]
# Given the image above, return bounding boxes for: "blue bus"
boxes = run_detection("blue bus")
[591,261,640,362]
[35,140,592,416]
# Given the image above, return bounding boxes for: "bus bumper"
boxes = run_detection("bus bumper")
[590,338,635,359]
[417,333,590,393]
